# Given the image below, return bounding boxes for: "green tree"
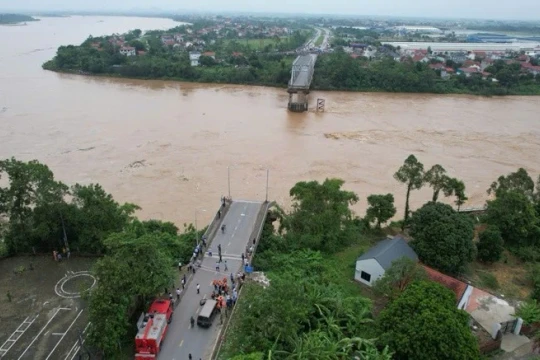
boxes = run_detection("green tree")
[377,281,480,360]
[373,257,427,300]
[477,226,504,263]
[70,183,139,253]
[365,194,396,229]
[488,168,535,199]
[278,179,359,253]
[443,177,468,210]
[394,155,425,229]
[87,229,177,356]
[410,202,475,274]
[424,164,449,202]
[485,190,540,247]
[0,158,68,254]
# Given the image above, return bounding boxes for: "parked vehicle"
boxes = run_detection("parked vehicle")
[197,299,218,328]
[134,299,174,359]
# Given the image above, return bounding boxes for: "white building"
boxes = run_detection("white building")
[355,236,418,287]
[189,51,201,67]
[119,46,136,56]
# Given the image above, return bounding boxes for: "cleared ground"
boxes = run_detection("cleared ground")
[0,255,97,360]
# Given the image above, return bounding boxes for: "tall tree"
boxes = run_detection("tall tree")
[87,228,178,356]
[410,202,475,274]
[424,164,448,202]
[394,155,425,229]
[279,179,359,253]
[70,183,139,253]
[365,194,396,229]
[0,158,68,254]
[488,168,535,199]
[443,178,468,210]
[485,190,540,248]
[377,281,480,360]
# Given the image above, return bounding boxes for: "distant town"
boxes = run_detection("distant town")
[37,13,540,95]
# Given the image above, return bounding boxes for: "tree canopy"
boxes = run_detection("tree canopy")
[409,202,475,274]
[377,281,480,360]
[372,257,427,300]
[277,178,360,253]
[87,226,180,356]
[365,193,396,229]
[485,190,540,248]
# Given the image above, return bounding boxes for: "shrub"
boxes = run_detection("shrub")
[477,226,504,263]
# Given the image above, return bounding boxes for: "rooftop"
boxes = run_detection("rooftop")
[423,265,467,303]
[357,236,418,270]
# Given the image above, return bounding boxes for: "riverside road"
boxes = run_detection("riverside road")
[158,200,264,360]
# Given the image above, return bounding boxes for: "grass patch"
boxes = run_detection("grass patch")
[464,251,531,299]
[477,271,500,291]
[314,34,324,47]
[224,37,289,49]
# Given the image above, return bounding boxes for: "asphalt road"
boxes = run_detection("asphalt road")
[158,200,263,360]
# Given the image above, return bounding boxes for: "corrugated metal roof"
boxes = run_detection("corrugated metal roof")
[357,237,418,270]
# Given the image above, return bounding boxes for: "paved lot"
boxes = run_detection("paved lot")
[0,256,95,360]
[158,200,263,360]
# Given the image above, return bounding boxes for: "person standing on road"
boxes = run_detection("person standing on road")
[176,288,180,301]
[189,354,192,360]
[181,278,185,289]
[216,262,220,272]
[197,283,200,294]
[183,274,187,284]
[241,253,245,263]
[224,260,228,271]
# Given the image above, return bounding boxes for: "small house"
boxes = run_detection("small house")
[355,237,418,287]
[189,51,201,67]
[119,46,136,56]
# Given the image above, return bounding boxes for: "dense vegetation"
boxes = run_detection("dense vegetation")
[0,14,38,24]
[42,26,309,86]
[313,51,540,95]
[220,175,485,359]
[42,23,540,95]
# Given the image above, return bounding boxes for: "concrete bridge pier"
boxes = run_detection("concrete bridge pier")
[288,91,309,112]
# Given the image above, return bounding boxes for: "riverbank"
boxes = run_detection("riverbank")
[0,14,39,25]
[42,62,540,97]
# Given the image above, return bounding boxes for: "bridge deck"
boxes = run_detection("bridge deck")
[289,54,317,90]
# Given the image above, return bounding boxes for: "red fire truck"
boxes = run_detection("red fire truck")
[134,299,174,359]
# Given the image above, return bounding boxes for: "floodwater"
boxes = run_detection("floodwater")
[1,16,540,226]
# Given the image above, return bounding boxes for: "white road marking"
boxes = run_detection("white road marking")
[64,322,90,360]
[0,315,38,357]
[178,339,184,347]
[46,309,84,360]
[17,308,68,360]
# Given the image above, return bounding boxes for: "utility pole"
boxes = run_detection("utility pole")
[266,169,269,203]
[59,212,69,251]
[227,166,231,198]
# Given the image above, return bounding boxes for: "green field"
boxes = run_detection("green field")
[314,34,324,46]
[224,37,289,49]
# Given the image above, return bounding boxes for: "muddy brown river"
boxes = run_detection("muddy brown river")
[1,16,539,226]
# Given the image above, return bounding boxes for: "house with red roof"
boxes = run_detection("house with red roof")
[423,265,472,309]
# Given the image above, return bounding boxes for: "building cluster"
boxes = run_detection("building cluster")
[356,236,528,355]
[342,43,540,80]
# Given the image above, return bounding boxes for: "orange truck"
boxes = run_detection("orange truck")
[134,299,174,359]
